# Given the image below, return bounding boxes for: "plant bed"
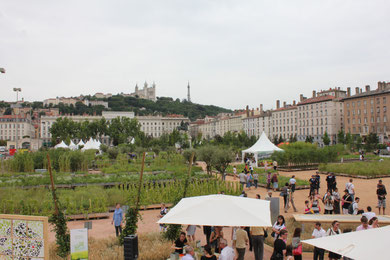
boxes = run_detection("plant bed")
[317,171,390,179]
[277,167,318,172]
[318,159,390,178]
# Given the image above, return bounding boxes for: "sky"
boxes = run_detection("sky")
[1,0,390,111]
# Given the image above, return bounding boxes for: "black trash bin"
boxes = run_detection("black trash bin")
[124,235,139,260]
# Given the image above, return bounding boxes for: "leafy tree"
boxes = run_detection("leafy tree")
[4,107,12,115]
[272,135,279,145]
[197,145,215,174]
[365,133,379,151]
[278,135,284,144]
[322,132,330,146]
[50,117,78,145]
[337,129,346,144]
[108,117,141,146]
[212,148,234,177]
[305,135,314,143]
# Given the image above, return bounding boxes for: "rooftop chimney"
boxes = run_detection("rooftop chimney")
[360,88,363,93]
[347,87,351,97]
[312,90,316,98]
[365,85,370,92]
[293,100,296,106]
[260,104,263,113]
[300,94,304,102]
[251,108,254,116]
[246,105,249,117]
[355,87,360,95]
[276,100,280,109]
[378,81,383,90]
[283,101,287,107]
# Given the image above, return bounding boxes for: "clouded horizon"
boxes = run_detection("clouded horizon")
[1,0,389,111]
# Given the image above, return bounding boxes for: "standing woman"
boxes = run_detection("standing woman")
[210,226,224,253]
[332,188,341,214]
[291,228,302,260]
[272,172,279,192]
[272,215,286,240]
[327,221,342,260]
[282,183,290,213]
[158,203,168,232]
[112,203,123,237]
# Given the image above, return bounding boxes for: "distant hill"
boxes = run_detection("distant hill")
[107,95,232,121]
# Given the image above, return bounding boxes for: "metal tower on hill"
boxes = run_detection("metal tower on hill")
[187,82,191,102]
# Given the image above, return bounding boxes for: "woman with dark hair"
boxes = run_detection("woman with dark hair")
[369,217,379,228]
[201,244,217,260]
[291,228,302,260]
[327,221,342,260]
[272,215,286,240]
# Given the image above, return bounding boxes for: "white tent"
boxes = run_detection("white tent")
[302,225,390,260]
[158,194,272,227]
[82,138,100,151]
[242,131,283,165]
[55,141,68,149]
[77,140,85,148]
[68,140,78,150]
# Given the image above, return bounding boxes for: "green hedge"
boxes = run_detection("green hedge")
[319,159,390,176]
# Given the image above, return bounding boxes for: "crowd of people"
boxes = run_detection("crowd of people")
[159,160,388,260]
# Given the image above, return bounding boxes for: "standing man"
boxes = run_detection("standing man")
[271,229,287,260]
[253,172,259,189]
[236,227,249,260]
[219,238,235,260]
[332,188,341,214]
[309,175,317,196]
[312,222,326,260]
[289,175,296,193]
[315,172,321,193]
[345,179,355,201]
[250,226,265,260]
[238,171,246,189]
[326,173,336,193]
[233,166,237,180]
[203,226,212,245]
[112,203,123,237]
[377,180,387,215]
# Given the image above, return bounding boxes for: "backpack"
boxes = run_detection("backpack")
[348,202,355,215]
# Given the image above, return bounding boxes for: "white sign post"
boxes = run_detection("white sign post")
[70,228,89,260]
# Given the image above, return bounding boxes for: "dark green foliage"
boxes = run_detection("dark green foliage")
[322,132,330,146]
[305,135,314,143]
[337,130,346,144]
[49,208,70,257]
[119,207,140,244]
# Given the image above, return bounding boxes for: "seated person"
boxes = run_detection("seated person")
[172,232,188,254]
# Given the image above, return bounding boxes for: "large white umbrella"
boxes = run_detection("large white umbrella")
[302,225,390,260]
[157,194,271,227]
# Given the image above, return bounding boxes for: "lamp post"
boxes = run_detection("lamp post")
[13,88,22,150]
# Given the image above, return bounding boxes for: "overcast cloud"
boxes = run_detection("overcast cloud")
[1,0,389,110]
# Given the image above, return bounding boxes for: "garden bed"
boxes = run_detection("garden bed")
[318,159,390,178]
[317,171,390,179]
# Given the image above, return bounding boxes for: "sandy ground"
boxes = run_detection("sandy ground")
[48,163,389,259]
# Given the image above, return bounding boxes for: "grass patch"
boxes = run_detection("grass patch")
[319,159,390,176]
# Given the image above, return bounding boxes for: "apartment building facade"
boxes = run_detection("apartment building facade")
[272,100,298,140]
[0,114,37,150]
[342,82,390,143]
[297,89,345,146]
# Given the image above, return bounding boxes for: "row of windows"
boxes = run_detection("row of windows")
[299,110,328,118]
[299,127,328,136]
[273,111,297,118]
[349,126,387,133]
[346,97,387,108]
[347,106,387,116]
[347,116,387,124]
[0,118,28,122]
[0,124,25,129]
[298,102,328,111]
[141,122,180,126]
[299,118,329,126]
[273,126,298,132]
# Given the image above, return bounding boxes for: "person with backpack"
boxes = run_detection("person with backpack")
[349,197,363,215]
[341,189,353,214]
[345,179,355,201]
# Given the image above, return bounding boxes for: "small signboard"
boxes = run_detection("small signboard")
[84,221,92,230]
[70,228,88,260]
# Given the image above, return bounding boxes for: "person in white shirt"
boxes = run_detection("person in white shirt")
[181,246,195,260]
[233,166,237,180]
[362,206,376,221]
[352,197,361,215]
[345,179,355,200]
[312,222,326,260]
[289,175,297,193]
[356,216,373,231]
[219,238,235,260]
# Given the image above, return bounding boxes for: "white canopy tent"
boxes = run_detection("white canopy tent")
[302,225,390,260]
[68,140,78,150]
[54,141,68,149]
[82,138,100,151]
[158,194,272,227]
[242,131,283,165]
[77,140,85,148]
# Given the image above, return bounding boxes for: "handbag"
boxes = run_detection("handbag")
[293,244,302,255]
[263,229,268,238]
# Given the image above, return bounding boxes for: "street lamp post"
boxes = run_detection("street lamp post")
[13,88,22,150]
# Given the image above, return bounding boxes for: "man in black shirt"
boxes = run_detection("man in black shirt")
[326,173,336,193]
[172,232,188,254]
[377,180,387,215]
[271,229,287,260]
[309,175,317,196]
